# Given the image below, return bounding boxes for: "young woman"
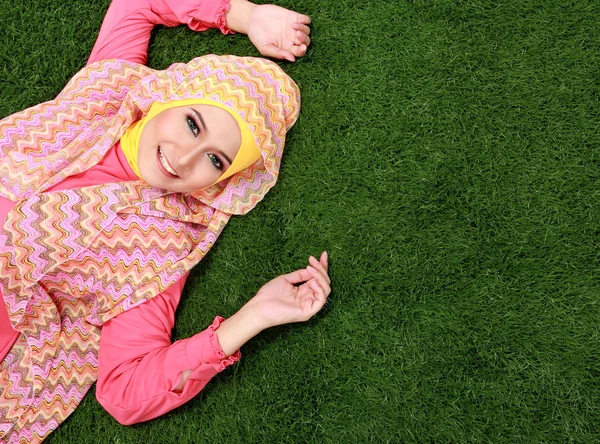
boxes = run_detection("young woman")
[0,0,330,441]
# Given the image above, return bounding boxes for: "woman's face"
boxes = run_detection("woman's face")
[137,103,241,193]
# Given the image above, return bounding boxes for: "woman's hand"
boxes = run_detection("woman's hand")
[247,4,311,62]
[246,252,330,328]
[213,252,330,356]
[226,0,311,62]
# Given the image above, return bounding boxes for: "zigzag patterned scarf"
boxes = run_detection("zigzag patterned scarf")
[0,55,300,442]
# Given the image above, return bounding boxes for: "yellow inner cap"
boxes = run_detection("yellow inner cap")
[120,98,261,186]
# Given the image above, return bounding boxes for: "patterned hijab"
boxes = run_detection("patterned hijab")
[0,54,300,213]
[0,55,300,442]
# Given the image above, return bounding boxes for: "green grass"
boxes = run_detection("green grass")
[2,0,600,442]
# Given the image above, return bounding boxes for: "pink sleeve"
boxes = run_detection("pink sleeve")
[96,274,241,425]
[88,0,233,65]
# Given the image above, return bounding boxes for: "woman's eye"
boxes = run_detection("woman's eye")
[187,116,199,137]
[208,153,223,171]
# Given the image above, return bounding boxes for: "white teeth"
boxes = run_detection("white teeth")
[158,147,178,177]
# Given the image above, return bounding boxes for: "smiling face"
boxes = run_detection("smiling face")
[137,103,241,193]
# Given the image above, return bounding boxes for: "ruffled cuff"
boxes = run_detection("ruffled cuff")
[184,316,241,381]
[205,315,242,370]
[188,0,234,35]
[213,0,234,35]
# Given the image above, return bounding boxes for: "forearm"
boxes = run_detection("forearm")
[214,304,264,356]
[225,0,256,34]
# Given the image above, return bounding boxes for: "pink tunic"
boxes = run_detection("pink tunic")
[0,0,240,426]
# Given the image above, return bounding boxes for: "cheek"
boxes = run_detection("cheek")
[155,117,173,139]
[154,111,181,138]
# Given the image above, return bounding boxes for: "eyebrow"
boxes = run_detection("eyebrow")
[192,108,233,166]
[192,108,208,134]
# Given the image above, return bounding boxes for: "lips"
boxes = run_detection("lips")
[158,146,179,177]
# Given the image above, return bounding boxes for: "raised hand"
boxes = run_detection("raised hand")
[213,252,330,357]
[246,4,311,62]
[246,252,330,328]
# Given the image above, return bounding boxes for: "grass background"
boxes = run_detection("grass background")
[1,0,600,442]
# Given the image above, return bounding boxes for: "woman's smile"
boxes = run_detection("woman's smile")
[157,146,178,177]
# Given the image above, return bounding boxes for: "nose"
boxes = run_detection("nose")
[174,139,203,168]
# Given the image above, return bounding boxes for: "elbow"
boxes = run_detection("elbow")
[95,372,189,425]
[96,391,138,426]
[95,380,141,426]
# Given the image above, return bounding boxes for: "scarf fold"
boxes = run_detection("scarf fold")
[0,54,300,442]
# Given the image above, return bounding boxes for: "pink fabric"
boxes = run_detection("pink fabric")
[96,277,240,425]
[46,141,139,191]
[0,299,18,361]
[0,0,240,425]
[0,198,20,356]
[88,0,232,65]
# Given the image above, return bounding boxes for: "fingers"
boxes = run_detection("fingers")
[320,251,328,272]
[260,44,296,62]
[292,20,310,54]
[293,23,311,35]
[281,50,296,62]
[292,22,310,50]
[306,264,331,296]
[290,44,307,58]
[283,253,331,319]
[294,30,310,47]
[283,268,312,284]
[305,272,329,316]
[261,44,305,61]
[282,251,331,292]
[294,13,311,25]
[308,254,331,285]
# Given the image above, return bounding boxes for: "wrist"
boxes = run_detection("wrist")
[214,306,263,356]
[225,0,256,34]
[232,302,266,335]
